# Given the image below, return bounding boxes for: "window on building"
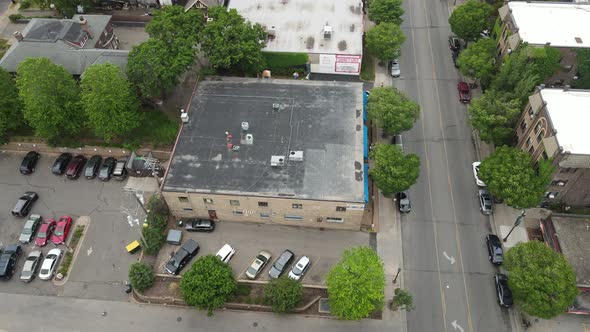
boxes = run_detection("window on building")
[183,207,193,211]
[258,202,268,207]
[203,198,214,204]
[536,131,544,144]
[336,206,346,212]
[528,106,534,118]
[292,203,303,209]
[326,217,344,223]
[520,120,527,132]
[178,196,189,203]
[561,168,577,174]
[284,215,303,220]
[260,213,270,218]
[526,137,532,147]
[233,211,243,216]
[528,146,534,154]
[230,200,240,206]
[541,150,548,160]
[535,122,542,133]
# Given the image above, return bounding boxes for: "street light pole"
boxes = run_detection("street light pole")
[393,267,402,284]
[503,210,526,242]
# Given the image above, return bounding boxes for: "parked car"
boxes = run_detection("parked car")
[51,153,73,175]
[458,81,471,103]
[478,189,493,215]
[215,244,236,264]
[164,239,199,275]
[472,161,486,187]
[0,244,21,280]
[185,219,215,232]
[98,157,116,181]
[84,155,102,179]
[51,216,72,245]
[245,250,272,279]
[11,191,38,217]
[39,248,62,280]
[20,250,42,282]
[35,219,56,247]
[288,255,311,281]
[448,36,461,51]
[19,214,42,244]
[397,191,412,213]
[113,159,128,181]
[391,134,404,152]
[65,155,87,179]
[269,249,295,279]
[390,59,401,77]
[451,49,460,68]
[486,234,503,265]
[494,273,513,308]
[19,151,40,175]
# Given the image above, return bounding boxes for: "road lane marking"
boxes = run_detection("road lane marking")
[443,252,456,264]
[86,246,93,256]
[451,320,465,332]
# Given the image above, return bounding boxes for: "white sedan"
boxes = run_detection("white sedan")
[288,256,311,281]
[39,248,62,280]
[472,161,486,187]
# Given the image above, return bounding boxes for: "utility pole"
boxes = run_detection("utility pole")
[503,210,526,242]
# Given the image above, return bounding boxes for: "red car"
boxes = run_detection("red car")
[35,219,56,247]
[458,81,471,103]
[51,216,72,245]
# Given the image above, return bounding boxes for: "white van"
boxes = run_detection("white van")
[215,244,236,263]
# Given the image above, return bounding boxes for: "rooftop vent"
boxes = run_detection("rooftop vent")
[79,16,87,25]
[270,155,285,167]
[272,103,280,112]
[241,122,249,131]
[180,109,189,123]
[289,151,303,161]
[575,37,583,44]
[323,24,332,39]
[245,134,253,145]
[267,26,276,38]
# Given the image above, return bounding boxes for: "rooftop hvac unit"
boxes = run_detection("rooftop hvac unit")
[272,103,280,111]
[270,155,285,167]
[323,24,332,39]
[180,112,189,123]
[289,151,303,161]
[241,122,249,131]
[245,134,254,145]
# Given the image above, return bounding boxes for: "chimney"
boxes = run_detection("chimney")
[13,31,23,42]
[79,16,87,24]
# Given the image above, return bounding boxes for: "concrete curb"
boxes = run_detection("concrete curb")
[53,216,91,286]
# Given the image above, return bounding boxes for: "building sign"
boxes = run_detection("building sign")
[346,204,365,210]
[317,54,362,75]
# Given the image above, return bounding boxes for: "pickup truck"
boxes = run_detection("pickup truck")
[0,244,22,280]
[165,239,199,275]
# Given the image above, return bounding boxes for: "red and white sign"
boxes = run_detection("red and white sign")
[316,54,362,75]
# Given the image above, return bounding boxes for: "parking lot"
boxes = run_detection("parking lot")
[0,151,142,301]
[156,220,370,285]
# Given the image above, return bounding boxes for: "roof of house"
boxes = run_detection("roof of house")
[163,77,365,202]
[0,15,128,75]
[505,2,590,48]
[184,0,223,12]
[539,88,590,155]
[227,0,363,55]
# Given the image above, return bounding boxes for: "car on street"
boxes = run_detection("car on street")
[20,250,42,282]
[472,161,486,187]
[165,239,199,275]
[84,155,102,179]
[0,244,22,280]
[486,234,503,265]
[288,255,311,281]
[65,155,87,179]
[269,249,295,279]
[389,59,401,77]
[451,49,460,68]
[215,244,236,263]
[494,273,513,308]
[397,191,412,213]
[11,191,38,217]
[19,214,42,244]
[245,250,272,279]
[113,159,128,181]
[98,157,116,181]
[39,248,62,280]
[52,153,73,175]
[478,189,493,215]
[51,216,72,245]
[448,36,461,51]
[35,219,56,247]
[391,134,404,152]
[185,218,215,232]
[458,81,471,103]
[19,151,40,175]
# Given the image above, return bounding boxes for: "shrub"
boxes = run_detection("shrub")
[261,52,308,76]
[19,0,31,9]
[234,283,252,296]
[141,226,166,256]
[264,276,303,313]
[9,14,24,23]
[129,262,155,292]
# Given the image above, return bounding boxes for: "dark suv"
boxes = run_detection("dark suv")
[269,249,295,279]
[84,155,102,179]
[52,153,73,175]
[494,273,513,308]
[165,239,200,275]
[98,157,116,181]
[0,244,22,280]
[66,155,87,179]
[20,151,40,175]
[185,219,215,232]
[12,191,38,217]
[486,234,503,265]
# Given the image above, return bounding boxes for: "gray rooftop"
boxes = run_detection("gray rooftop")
[550,216,590,286]
[164,77,365,202]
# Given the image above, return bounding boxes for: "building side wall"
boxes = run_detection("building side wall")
[162,191,365,231]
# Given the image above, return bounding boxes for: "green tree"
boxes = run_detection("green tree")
[365,23,406,62]
[468,90,521,146]
[326,246,385,320]
[370,144,420,196]
[529,46,562,81]
[146,5,204,46]
[505,241,578,319]
[448,0,494,41]
[180,255,237,316]
[572,49,590,89]
[368,86,420,135]
[478,146,546,208]
[457,38,497,86]
[391,288,415,312]
[200,7,267,74]
[53,0,90,18]
[368,0,404,25]
[16,58,82,141]
[0,68,24,142]
[81,63,140,142]
[141,226,165,256]
[264,276,303,313]
[128,262,155,292]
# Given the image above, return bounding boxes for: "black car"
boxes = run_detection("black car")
[0,244,22,280]
[98,157,116,181]
[11,191,38,217]
[19,151,40,175]
[494,274,513,308]
[397,191,411,213]
[391,134,404,152]
[486,234,503,265]
[452,49,460,68]
[449,36,461,51]
[165,239,200,275]
[185,219,215,232]
[84,155,102,179]
[269,249,295,279]
[51,153,73,175]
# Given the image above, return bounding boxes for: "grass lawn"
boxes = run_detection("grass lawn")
[360,51,375,81]
[0,38,9,59]
[135,109,180,148]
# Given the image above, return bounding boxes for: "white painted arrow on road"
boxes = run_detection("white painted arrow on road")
[451,320,464,332]
[443,251,456,264]
[87,246,93,256]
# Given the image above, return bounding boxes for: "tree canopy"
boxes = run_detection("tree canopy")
[81,63,140,142]
[505,241,578,319]
[16,58,82,141]
[264,276,303,313]
[457,38,497,86]
[468,90,521,146]
[146,5,204,46]
[326,246,385,320]
[200,7,267,74]
[369,144,420,196]
[368,0,404,25]
[368,86,420,135]
[128,262,155,293]
[478,146,546,208]
[180,255,237,316]
[448,0,494,41]
[0,68,23,142]
[366,23,406,62]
